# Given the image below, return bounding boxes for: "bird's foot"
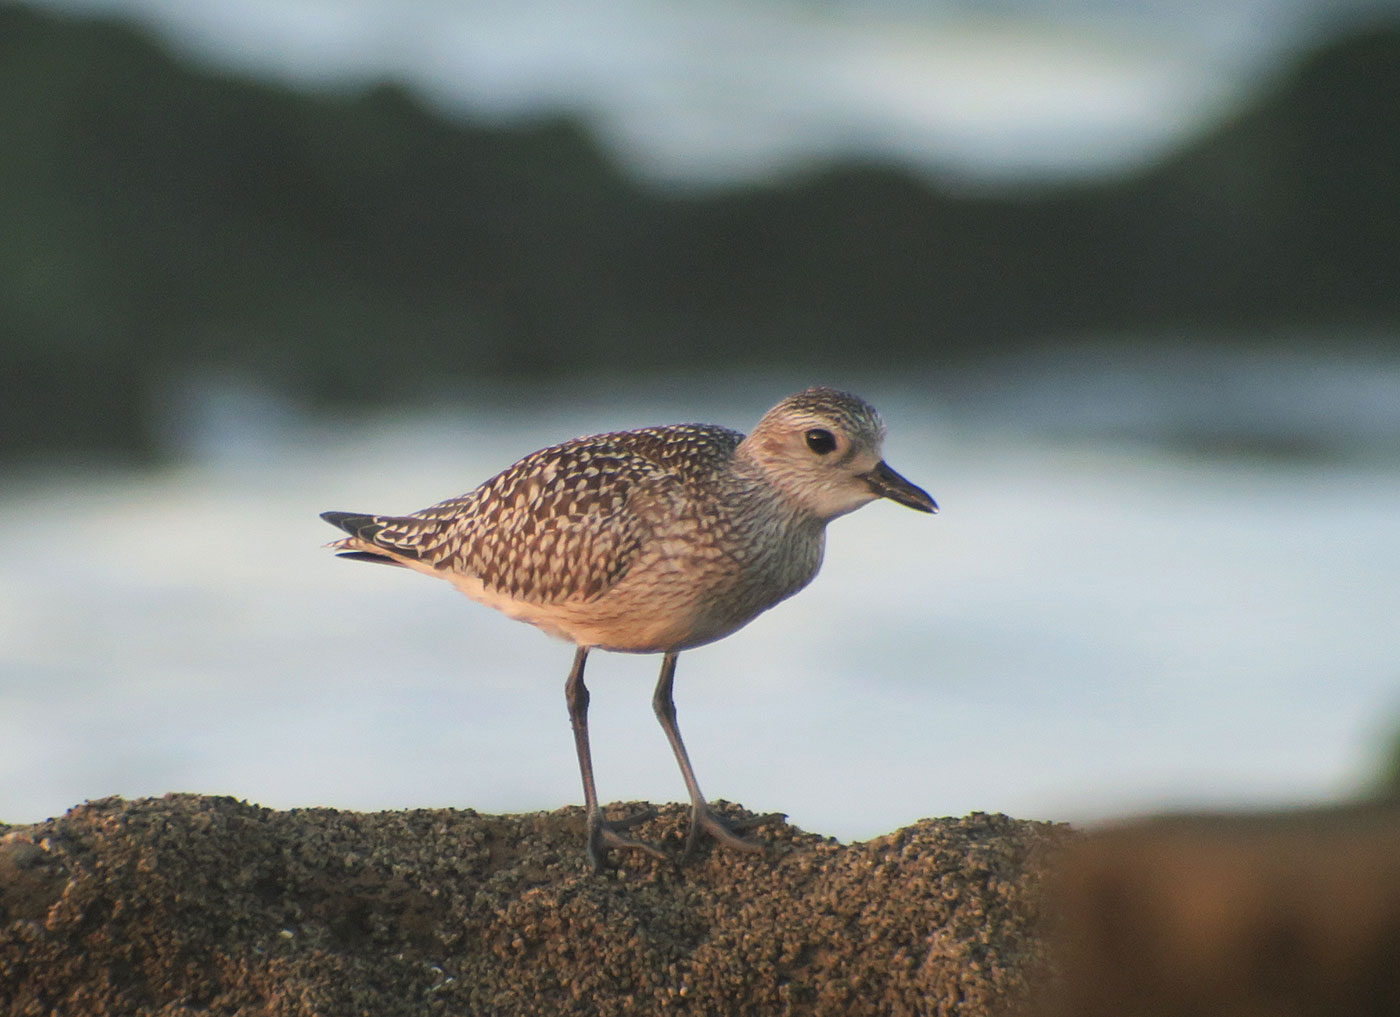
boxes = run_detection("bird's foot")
[585,805,669,872]
[682,802,786,862]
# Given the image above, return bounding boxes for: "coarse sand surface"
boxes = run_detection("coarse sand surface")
[1,795,1070,1016]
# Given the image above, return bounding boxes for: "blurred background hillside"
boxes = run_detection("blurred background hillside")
[3,0,1398,462]
[2,0,1398,836]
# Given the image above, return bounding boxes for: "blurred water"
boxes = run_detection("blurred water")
[30,0,1360,186]
[3,348,1399,839]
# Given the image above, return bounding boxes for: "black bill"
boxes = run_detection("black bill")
[861,460,938,513]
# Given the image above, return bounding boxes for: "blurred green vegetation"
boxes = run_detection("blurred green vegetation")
[1372,723,1400,800]
[2,4,1398,462]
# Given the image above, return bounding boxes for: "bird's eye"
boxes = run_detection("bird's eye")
[804,428,838,455]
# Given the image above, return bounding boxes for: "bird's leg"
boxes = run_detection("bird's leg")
[564,646,667,871]
[652,652,784,861]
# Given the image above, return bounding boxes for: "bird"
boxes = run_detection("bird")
[320,387,936,869]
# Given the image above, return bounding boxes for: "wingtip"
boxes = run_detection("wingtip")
[333,550,406,567]
[320,510,426,564]
[320,510,372,535]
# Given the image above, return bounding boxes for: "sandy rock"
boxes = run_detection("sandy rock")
[0,795,1068,1016]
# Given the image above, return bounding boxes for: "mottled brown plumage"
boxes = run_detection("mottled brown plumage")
[321,388,936,869]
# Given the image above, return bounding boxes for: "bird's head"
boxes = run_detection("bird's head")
[739,387,937,522]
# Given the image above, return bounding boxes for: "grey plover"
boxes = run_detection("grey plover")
[320,387,936,869]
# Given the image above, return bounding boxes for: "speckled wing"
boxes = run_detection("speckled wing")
[325,424,745,605]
